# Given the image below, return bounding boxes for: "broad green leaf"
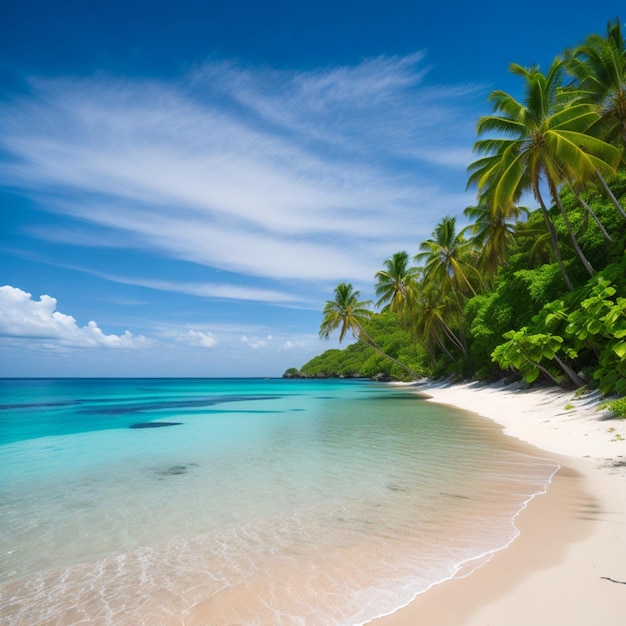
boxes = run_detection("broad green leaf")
[613,342,626,359]
[586,319,603,335]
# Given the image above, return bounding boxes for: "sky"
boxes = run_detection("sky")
[1,1,624,377]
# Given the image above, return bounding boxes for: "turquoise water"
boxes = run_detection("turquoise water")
[0,378,558,625]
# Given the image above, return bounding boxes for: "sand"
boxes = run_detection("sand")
[371,380,626,626]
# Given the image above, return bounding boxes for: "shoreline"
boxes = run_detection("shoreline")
[372,380,626,626]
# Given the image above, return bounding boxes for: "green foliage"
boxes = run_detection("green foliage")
[490,268,626,391]
[603,397,626,418]
[301,312,428,380]
[492,327,565,384]
[464,260,564,378]
[299,346,367,378]
[563,275,626,393]
[283,367,302,378]
[514,264,572,304]
[300,195,626,391]
[465,292,512,378]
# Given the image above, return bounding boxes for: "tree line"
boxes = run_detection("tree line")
[287,18,626,400]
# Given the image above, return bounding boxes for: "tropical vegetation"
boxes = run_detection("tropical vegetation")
[286,19,626,403]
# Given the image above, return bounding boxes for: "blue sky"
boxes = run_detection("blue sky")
[1,1,624,377]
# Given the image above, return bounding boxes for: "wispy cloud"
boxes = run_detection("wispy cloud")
[0,53,484,300]
[0,285,148,348]
[93,273,307,305]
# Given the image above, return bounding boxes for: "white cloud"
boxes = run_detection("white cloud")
[0,53,482,292]
[241,334,272,349]
[155,321,319,359]
[175,329,218,348]
[0,285,147,349]
[281,339,307,350]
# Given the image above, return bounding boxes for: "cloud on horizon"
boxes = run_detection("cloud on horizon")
[0,285,148,349]
[0,284,326,363]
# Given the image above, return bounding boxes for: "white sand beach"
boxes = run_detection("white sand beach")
[373,380,626,626]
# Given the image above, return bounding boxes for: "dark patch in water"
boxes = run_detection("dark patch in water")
[129,421,183,429]
[367,393,421,401]
[155,462,199,476]
[81,394,283,416]
[440,492,470,499]
[387,484,408,492]
[0,400,81,410]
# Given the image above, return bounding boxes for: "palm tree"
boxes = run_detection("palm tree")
[414,216,482,302]
[319,282,420,378]
[564,17,626,220]
[468,60,621,289]
[463,201,527,280]
[516,217,555,267]
[374,251,420,326]
[413,285,468,361]
[411,216,481,362]
[319,282,373,343]
[566,17,626,148]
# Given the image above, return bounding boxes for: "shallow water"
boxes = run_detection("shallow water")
[0,378,558,625]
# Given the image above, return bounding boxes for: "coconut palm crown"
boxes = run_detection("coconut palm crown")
[319,282,373,343]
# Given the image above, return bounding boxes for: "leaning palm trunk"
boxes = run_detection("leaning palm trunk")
[550,181,595,277]
[566,182,612,242]
[433,330,458,364]
[534,185,574,291]
[354,324,421,379]
[437,316,468,355]
[454,267,478,297]
[595,168,626,220]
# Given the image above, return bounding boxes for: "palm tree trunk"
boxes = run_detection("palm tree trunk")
[595,168,626,220]
[550,183,595,277]
[438,318,467,355]
[433,330,458,363]
[457,268,478,297]
[534,185,573,291]
[566,182,612,242]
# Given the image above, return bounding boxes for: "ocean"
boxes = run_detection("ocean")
[0,378,559,625]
